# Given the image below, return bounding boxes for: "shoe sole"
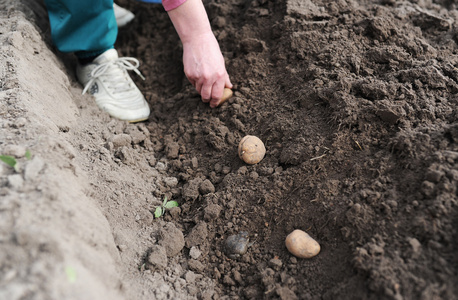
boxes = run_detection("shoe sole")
[128,117,149,123]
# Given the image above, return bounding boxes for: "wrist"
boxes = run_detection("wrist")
[181,31,216,47]
[167,0,213,44]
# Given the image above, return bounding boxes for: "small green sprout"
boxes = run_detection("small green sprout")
[25,150,32,160]
[65,266,77,283]
[154,196,179,218]
[138,263,146,271]
[0,155,17,168]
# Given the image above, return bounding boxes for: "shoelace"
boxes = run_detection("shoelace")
[82,57,145,95]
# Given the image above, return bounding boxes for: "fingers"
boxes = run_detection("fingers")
[209,79,225,108]
[200,80,213,103]
[187,67,231,107]
[195,81,210,103]
[225,76,233,89]
[197,72,230,106]
[188,78,196,88]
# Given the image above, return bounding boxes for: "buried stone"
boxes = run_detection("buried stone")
[224,231,253,259]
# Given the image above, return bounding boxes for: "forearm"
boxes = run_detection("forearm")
[165,0,232,105]
[166,0,213,44]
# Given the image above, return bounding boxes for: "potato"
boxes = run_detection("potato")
[217,88,233,107]
[238,135,266,164]
[285,229,320,258]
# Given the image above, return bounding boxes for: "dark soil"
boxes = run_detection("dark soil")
[111,0,458,299]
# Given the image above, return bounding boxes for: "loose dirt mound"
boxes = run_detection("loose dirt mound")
[1,0,457,299]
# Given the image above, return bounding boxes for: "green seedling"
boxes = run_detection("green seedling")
[154,196,179,218]
[0,155,17,168]
[65,266,77,283]
[138,263,146,271]
[25,150,32,160]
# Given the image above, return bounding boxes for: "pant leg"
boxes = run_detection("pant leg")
[44,0,117,58]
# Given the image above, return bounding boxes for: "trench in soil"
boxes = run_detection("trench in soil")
[113,0,458,298]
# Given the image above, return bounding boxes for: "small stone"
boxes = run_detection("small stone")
[155,161,167,172]
[408,237,421,255]
[191,157,198,169]
[189,246,202,259]
[199,179,215,195]
[204,203,222,221]
[225,231,250,259]
[163,177,178,187]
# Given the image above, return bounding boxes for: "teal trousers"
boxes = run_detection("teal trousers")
[44,0,117,59]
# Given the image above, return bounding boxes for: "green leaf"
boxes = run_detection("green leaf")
[162,196,168,207]
[164,201,179,209]
[65,266,77,283]
[25,150,32,160]
[154,207,163,218]
[0,155,16,168]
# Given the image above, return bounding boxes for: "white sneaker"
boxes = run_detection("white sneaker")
[113,3,135,28]
[77,49,150,123]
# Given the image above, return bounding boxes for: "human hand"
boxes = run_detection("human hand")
[182,32,232,108]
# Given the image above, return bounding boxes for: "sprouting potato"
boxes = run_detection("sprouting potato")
[217,88,233,107]
[238,135,266,164]
[285,229,320,258]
